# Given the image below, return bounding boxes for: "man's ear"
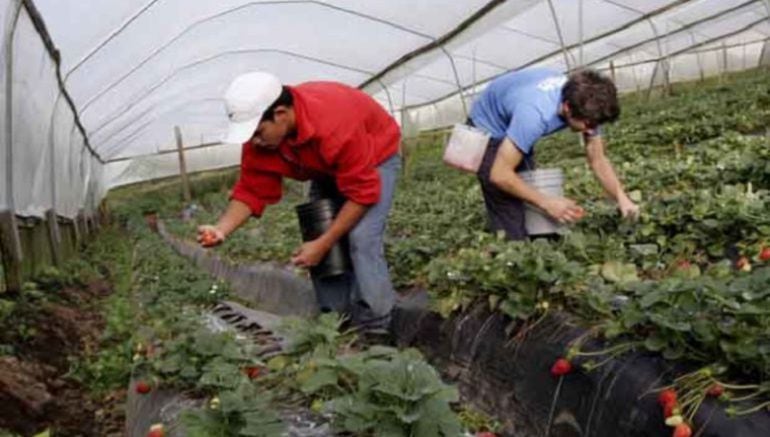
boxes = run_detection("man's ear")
[561,102,571,117]
[273,106,289,120]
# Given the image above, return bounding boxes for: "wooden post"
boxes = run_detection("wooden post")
[721,42,728,82]
[45,209,62,266]
[0,211,23,293]
[609,60,616,83]
[175,126,192,203]
[73,212,82,246]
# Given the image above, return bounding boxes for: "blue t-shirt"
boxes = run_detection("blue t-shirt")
[470,68,594,155]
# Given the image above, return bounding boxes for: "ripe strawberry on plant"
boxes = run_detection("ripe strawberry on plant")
[476,432,497,437]
[550,358,572,376]
[135,381,152,394]
[736,256,751,272]
[243,365,263,380]
[676,260,691,269]
[672,423,692,437]
[759,247,770,262]
[658,389,677,407]
[147,423,164,437]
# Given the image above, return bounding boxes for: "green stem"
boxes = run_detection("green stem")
[727,389,768,402]
[717,382,760,390]
[575,342,638,357]
[730,400,770,416]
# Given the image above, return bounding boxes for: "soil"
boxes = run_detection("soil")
[0,279,125,436]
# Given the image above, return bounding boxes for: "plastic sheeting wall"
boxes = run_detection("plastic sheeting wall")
[104,142,241,189]
[1,0,103,219]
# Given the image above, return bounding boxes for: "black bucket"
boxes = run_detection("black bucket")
[295,198,352,279]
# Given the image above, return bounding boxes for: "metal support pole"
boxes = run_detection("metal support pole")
[440,47,467,118]
[547,0,571,71]
[376,79,395,116]
[578,0,585,67]
[609,60,616,82]
[1,1,24,293]
[690,32,705,81]
[646,17,670,95]
[174,126,192,203]
[46,91,63,265]
[722,41,729,81]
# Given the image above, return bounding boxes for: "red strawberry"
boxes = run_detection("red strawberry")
[244,365,262,380]
[147,423,164,437]
[759,247,770,262]
[672,423,692,437]
[135,381,152,394]
[736,256,751,272]
[707,383,724,397]
[676,260,691,269]
[550,358,572,376]
[658,389,677,407]
[475,432,497,437]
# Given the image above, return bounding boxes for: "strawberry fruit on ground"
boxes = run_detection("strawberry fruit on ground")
[550,358,572,376]
[136,381,152,394]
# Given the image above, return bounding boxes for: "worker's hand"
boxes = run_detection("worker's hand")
[197,225,225,247]
[618,196,640,221]
[291,238,331,268]
[542,197,585,224]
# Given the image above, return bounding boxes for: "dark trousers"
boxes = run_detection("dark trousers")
[307,155,400,330]
[470,122,535,241]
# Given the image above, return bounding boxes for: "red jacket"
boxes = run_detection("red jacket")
[231,82,400,216]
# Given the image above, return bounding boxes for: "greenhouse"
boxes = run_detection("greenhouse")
[1,0,769,436]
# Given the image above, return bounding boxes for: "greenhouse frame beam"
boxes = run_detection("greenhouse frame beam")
[97,97,223,153]
[19,0,103,163]
[75,1,435,116]
[401,0,759,112]
[546,0,572,70]
[359,0,507,90]
[585,15,769,69]
[105,142,223,164]
[88,47,375,141]
[599,37,769,70]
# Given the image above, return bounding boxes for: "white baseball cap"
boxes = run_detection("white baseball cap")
[223,71,282,144]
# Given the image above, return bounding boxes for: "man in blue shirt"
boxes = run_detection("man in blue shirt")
[469,68,639,240]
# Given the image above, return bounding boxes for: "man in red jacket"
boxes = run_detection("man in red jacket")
[198,72,401,333]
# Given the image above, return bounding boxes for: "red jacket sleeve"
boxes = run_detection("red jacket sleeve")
[230,144,283,216]
[328,129,381,205]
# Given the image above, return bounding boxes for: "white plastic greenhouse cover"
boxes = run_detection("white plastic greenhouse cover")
[1,0,769,218]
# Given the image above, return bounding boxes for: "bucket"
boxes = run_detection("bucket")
[443,123,490,173]
[295,199,351,279]
[519,168,565,236]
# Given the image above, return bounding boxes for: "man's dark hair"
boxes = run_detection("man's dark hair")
[260,86,294,122]
[562,69,620,125]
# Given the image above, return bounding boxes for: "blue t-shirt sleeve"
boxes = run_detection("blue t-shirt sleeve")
[505,104,547,155]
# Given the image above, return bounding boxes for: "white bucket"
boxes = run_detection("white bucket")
[442,123,490,173]
[519,168,565,236]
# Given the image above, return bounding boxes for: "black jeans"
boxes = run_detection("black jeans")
[469,120,536,241]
